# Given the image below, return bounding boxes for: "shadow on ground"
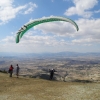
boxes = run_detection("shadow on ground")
[31,73,57,81]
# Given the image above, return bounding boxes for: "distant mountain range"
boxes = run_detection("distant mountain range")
[0,52,100,58]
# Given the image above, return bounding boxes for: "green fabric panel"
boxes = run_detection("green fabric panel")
[16,17,79,43]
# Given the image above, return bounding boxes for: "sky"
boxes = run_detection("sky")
[0,0,100,53]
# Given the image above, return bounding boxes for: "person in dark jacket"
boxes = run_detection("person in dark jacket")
[9,65,14,77]
[49,69,56,80]
[16,64,20,78]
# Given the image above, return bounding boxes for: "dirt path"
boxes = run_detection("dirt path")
[0,73,100,100]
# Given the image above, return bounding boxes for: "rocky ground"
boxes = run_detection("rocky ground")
[0,73,100,100]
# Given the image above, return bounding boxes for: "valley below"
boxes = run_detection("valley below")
[0,53,100,100]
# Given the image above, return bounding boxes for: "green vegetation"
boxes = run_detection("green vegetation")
[0,70,7,73]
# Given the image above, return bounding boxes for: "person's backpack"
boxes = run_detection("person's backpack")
[9,66,13,71]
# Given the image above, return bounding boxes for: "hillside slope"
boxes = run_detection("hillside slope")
[0,73,100,100]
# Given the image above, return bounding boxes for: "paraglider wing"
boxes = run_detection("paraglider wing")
[16,16,79,43]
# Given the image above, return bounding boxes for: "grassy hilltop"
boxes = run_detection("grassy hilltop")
[0,73,100,100]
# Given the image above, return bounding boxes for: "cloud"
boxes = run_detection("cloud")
[64,0,98,18]
[33,17,100,44]
[1,17,100,53]
[51,0,54,2]
[0,33,70,53]
[1,17,100,46]
[94,10,100,13]
[0,0,37,25]
[1,36,15,43]
[34,21,77,37]
[72,38,100,44]
[71,18,100,44]
[18,34,69,47]
[23,2,37,14]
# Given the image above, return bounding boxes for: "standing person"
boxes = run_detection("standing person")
[16,64,20,78]
[49,69,56,80]
[9,65,14,77]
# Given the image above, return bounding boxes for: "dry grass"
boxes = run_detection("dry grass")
[0,73,100,100]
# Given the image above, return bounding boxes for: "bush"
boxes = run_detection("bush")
[0,70,8,74]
